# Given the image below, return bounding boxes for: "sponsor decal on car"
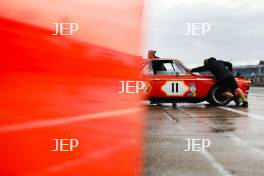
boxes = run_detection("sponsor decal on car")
[189,84,196,92]
[189,83,197,97]
[142,81,152,94]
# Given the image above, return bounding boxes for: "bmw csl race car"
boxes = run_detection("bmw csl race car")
[141,58,250,106]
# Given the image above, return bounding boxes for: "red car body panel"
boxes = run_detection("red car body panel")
[142,59,250,102]
[0,2,144,174]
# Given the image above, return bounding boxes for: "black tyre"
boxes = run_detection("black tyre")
[207,85,232,106]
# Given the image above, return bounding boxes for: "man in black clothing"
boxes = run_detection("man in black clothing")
[191,57,248,107]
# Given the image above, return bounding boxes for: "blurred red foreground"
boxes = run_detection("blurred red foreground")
[0,0,144,175]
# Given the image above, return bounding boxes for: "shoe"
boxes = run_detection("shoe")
[234,97,240,106]
[241,101,248,107]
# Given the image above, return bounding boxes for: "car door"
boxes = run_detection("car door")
[151,60,197,98]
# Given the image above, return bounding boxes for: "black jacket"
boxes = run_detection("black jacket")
[191,57,233,81]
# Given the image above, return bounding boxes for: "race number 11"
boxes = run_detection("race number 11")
[171,83,179,93]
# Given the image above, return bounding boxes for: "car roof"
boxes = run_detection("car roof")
[143,58,181,62]
[142,58,189,70]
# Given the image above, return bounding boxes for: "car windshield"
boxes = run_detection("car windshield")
[174,61,188,75]
[151,60,187,75]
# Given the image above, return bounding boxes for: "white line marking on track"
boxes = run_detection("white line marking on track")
[227,134,264,159]
[219,107,264,120]
[0,107,142,133]
[200,149,233,176]
[162,109,233,176]
[177,107,264,170]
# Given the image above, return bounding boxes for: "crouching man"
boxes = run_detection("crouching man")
[191,57,248,107]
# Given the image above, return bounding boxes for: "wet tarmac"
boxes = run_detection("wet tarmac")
[144,87,264,176]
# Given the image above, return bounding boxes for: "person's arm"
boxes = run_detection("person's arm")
[191,66,207,72]
[222,61,233,72]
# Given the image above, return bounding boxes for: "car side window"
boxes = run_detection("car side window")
[163,63,174,71]
[152,60,187,75]
[142,62,153,75]
[152,60,174,75]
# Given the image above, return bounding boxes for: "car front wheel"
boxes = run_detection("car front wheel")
[207,85,232,106]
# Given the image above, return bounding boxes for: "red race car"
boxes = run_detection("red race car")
[141,58,250,106]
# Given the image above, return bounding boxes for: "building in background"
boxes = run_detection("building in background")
[234,61,264,85]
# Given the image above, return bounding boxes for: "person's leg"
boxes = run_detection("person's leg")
[227,76,248,107]
[222,91,234,98]
[234,88,248,107]
[235,88,246,102]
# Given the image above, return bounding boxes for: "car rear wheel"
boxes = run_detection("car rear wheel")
[207,85,232,106]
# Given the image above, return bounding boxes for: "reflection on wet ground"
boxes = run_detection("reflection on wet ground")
[144,87,264,176]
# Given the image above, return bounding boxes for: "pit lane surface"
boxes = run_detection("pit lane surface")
[144,87,264,176]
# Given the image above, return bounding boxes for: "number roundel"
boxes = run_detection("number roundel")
[161,81,189,96]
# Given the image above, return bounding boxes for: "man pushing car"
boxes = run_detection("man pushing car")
[191,57,248,107]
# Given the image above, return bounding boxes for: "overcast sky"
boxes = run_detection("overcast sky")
[143,0,264,67]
